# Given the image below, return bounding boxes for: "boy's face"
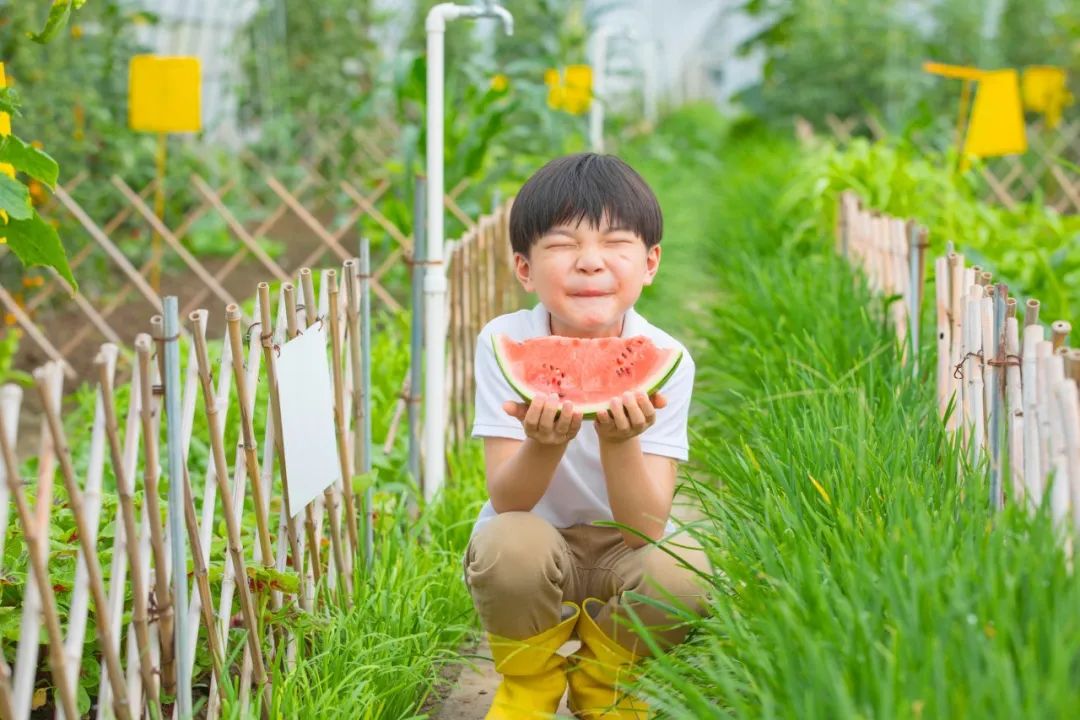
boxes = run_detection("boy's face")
[513,211,660,338]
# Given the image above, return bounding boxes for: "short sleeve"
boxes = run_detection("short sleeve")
[638,352,694,462]
[470,328,527,441]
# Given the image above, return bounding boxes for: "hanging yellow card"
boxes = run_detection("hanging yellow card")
[963,69,1027,159]
[0,63,13,179]
[128,55,201,133]
[1021,65,1073,129]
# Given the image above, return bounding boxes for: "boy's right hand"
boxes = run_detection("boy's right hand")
[503,393,584,446]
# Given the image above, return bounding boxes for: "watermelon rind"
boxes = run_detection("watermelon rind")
[491,333,683,421]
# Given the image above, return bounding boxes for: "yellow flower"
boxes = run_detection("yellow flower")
[491,73,509,92]
[3,313,15,326]
[71,24,83,39]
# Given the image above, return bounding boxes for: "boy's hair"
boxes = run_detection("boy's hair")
[509,153,662,258]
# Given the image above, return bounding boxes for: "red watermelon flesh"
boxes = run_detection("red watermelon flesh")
[491,333,682,419]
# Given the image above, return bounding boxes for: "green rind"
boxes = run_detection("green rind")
[491,333,684,421]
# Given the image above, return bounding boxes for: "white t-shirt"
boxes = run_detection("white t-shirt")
[469,302,695,540]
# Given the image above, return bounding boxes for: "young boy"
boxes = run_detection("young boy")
[462,153,712,719]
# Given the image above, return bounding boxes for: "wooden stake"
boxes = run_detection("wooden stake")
[1004,317,1024,495]
[189,316,270,702]
[1051,320,1071,350]
[327,270,361,569]
[258,283,309,610]
[1022,325,1044,508]
[34,366,132,720]
[284,280,324,595]
[95,351,160,716]
[0,406,80,720]
[1025,299,1040,327]
[935,256,951,420]
[225,305,277,574]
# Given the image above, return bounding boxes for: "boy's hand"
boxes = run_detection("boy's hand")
[595,391,667,444]
[503,393,584,446]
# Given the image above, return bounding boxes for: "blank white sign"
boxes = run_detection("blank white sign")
[277,322,340,517]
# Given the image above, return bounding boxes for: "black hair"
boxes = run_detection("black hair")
[508,153,662,257]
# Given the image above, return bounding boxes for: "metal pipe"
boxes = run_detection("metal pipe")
[423,2,513,505]
[410,177,426,500]
[162,297,191,719]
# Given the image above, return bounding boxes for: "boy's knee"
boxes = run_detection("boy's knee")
[636,540,712,616]
[466,511,568,592]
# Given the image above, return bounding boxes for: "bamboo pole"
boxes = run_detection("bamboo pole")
[53,346,112,720]
[189,315,271,704]
[965,288,985,460]
[1056,377,1080,542]
[1025,299,1040,328]
[1037,340,1055,494]
[0,400,80,720]
[95,352,160,716]
[284,280,324,594]
[935,257,951,419]
[226,305,277,575]
[1045,355,1070,534]
[318,271,353,606]
[258,282,309,610]
[327,270,361,575]
[1052,320,1071,351]
[1023,325,1045,508]
[947,253,965,433]
[343,267,365,550]
[1005,317,1024,504]
[135,336,189,704]
[358,238,375,568]
[336,262,362,557]
[35,365,133,720]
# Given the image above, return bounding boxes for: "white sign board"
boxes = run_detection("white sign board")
[277,323,340,517]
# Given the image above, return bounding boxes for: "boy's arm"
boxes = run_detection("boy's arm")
[600,438,678,548]
[483,436,566,513]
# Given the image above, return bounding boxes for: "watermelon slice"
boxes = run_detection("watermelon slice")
[491,333,683,419]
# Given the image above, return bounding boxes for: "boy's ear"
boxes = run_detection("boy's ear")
[642,244,661,286]
[514,252,535,292]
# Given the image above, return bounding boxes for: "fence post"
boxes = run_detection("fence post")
[410,177,426,504]
[162,297,193,719]
[359,237,374,568]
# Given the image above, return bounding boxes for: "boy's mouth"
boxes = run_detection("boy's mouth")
[569,290,612,297]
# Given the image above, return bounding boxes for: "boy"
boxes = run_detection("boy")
[463,153,711,719]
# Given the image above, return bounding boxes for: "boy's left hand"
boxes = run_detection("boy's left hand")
[595,391,667,444]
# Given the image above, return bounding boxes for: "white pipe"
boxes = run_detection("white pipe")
[423,2,512,505]
[642,38,659,127]
[589,26,610,152]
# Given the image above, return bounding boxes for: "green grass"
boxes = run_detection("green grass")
[626,122,1080,718]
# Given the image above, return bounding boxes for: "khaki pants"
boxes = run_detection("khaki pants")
[463,511,712,656]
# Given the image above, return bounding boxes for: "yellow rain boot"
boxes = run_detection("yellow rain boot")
[485,601,580,719]
[566,597,650,719]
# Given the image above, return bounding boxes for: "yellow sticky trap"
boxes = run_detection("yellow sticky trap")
[0,62,13,179]
[963,69,1027,162]
[563,64,593,115]
[128,55,201,133]
[922,61,985,81]
[1021,65,1073,129]
[544,68,562,110]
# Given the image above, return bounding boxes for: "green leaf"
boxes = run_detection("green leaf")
[0,175,32,220]
[0,136,59,189]
[28,0,74,43]
[0,88,21,117]
[2,211,77,291]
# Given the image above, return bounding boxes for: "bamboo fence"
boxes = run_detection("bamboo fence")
[0,129,484,380]
[444,197,524,448]
[836,190,929,372]
[837,190,1080,552]
[0,255,387,720]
